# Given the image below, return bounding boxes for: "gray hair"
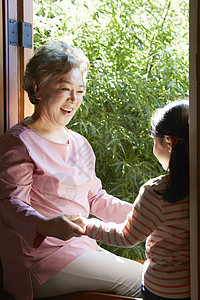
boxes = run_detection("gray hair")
[23,41,90,104]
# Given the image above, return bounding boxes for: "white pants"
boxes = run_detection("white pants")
[32,249,143,298]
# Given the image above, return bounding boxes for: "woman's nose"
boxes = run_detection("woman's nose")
[68,90,77,102]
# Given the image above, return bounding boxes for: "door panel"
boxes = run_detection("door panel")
[9,0,18,128]
[1,0,33,134]
[18,0,34,121]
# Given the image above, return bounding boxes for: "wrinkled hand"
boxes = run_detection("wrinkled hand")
[37,213,86,241]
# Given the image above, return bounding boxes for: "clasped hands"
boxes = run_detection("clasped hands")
[37,213,89,241]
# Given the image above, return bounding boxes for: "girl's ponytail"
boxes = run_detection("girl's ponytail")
[164,137,189,203]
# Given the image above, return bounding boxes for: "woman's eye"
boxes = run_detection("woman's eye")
[77,90,85,94]
[61,88,70,91]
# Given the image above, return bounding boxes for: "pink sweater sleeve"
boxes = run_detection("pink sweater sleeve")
[0,134,45,248]
[86,184,162,247]
[88,175,132,223]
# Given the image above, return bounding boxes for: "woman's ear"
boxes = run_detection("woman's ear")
[33,82,41,100]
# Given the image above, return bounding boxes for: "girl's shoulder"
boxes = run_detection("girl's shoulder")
[146,174,169,186]
[141,174,169,195]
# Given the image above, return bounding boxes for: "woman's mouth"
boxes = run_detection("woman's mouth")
[60,107,73,115]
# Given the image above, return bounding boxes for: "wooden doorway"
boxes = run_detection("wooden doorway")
[0,0,34,136]
[190,0,200,299]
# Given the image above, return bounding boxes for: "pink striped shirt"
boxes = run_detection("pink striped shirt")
[86,175,190,298]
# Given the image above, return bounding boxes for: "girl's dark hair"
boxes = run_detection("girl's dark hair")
[150,100,189,203]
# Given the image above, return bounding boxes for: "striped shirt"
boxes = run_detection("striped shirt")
[86,174,190,298]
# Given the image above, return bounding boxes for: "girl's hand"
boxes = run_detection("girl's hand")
[77,216,91,232]
[37,214,86,241]
[70,213,86,230]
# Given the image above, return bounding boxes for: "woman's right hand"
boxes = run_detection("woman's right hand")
[36,214,85,241]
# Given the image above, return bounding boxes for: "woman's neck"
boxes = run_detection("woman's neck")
[24,114,69,144]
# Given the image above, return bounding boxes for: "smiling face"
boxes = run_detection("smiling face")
[153,136,172,171]
[35,68,85,129]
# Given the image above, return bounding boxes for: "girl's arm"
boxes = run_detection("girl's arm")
[85,183,163,247]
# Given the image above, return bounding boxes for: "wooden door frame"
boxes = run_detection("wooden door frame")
[0,0,33,135]
[3,0,18,130]
[190,0,199,299]
[17,0,34,121]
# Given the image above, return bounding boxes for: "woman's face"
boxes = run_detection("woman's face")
[36,68,85,128]
[153,137,171,171]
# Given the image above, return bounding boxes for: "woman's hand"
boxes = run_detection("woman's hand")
[37,214,85,241]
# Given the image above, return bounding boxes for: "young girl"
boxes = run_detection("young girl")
[82,100,190,300]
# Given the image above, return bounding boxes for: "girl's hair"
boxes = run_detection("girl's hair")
[23,40,90,104]
[150,100,189,203]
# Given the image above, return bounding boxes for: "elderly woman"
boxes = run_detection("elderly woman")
[0,41,142,300]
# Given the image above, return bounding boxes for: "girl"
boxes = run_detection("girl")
[82,100,190,300]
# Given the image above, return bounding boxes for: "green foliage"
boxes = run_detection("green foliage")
[34,0,189,260]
